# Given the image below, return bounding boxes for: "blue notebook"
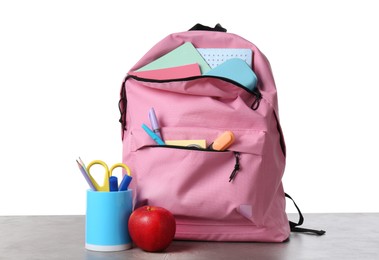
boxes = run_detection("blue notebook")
[204,58,257,91]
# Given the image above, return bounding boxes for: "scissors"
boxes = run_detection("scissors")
[86,160,131,192]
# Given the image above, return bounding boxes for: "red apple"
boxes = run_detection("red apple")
[128,206,176,252]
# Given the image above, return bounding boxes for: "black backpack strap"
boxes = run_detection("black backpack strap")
[189,23,227,32]
[285,193,326,236]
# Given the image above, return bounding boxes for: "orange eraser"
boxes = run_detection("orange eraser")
[211,131,235,151]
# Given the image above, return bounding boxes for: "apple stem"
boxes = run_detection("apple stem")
[146,206,151,211]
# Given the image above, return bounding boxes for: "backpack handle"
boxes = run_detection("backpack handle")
[189,23,227,32]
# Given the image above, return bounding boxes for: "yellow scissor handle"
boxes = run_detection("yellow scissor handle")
[109,163,131,176]
[86,160,110,192]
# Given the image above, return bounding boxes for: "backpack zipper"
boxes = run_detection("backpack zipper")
[127,74,262,110]
[143,144,229,152]
[119,75,262,138]
[143,145,241,182]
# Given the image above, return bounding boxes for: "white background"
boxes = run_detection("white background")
[1,0,378,215]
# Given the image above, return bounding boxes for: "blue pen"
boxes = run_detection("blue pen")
[119,175,133,191]
[109,176,119,192]
[142,123,165,145]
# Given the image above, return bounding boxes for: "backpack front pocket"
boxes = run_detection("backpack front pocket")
[133,146,262,223]
[129,127,277,226]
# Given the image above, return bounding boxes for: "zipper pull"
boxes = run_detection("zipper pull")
[229,152,240,182]
[250,90,262,110]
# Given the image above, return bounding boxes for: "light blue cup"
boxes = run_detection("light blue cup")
[85,189,133,251]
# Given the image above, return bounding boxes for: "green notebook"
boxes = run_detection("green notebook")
[135,42,211,74]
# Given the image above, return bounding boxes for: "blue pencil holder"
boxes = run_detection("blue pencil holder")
[85,189,133,251]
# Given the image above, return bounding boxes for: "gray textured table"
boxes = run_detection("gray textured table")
[0,213,378,259]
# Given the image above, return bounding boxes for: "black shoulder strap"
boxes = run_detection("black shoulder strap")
[285,193,326,236]
[189,23,227,32]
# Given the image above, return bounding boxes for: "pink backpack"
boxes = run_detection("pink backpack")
[119,24,325,242]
